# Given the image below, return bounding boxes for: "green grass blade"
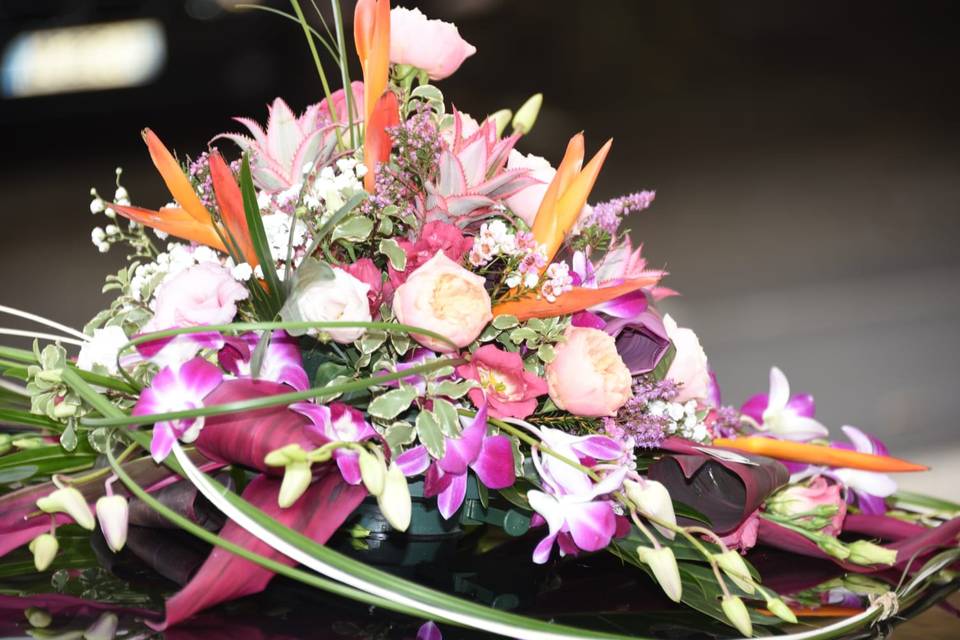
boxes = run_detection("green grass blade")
[239,154,284,315]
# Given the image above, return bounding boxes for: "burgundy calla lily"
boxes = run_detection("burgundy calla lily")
[604,310,671,375]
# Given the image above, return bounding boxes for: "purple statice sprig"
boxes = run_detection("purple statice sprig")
[583,190,656,235]
[187,151,242,210]
[603,377,680,449]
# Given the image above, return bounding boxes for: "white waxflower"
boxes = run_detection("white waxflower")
[231,262,253,282]
[667,402,685,421]
[192,246,219,264]
[90,197,105,214]
[76,326,129,375]
[105,225,119,236]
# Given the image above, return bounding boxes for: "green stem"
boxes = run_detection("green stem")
[330,0,356,148]
[289,0,344,149]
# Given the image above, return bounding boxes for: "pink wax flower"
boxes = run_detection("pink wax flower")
[662,314,711,404]
[391,251,492,353]
[342,258,385,316]
[132,357,224,462]
[147,262,248,332]
[545,326,632,417]
[389,7,476,81]
[456,345,548,419]
[387,220,473,292]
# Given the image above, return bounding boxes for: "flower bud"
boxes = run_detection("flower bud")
[24,607,52,628]
[490,109,512,137]
[847,540,897,566]
[52,401,77,418]
[765,597,798,624]
[37,487,95,530]
[714,550,756,594]
[817,535,851,561]
[264,443,308,467]
[358,449,386,497]
[636,546,682,603]
[96,495,129,552]
[278,460,313,508]
[28,533,58,571]
[35,369,63,384]
[12,436,45,450]
[0,433,11,455]
[512,93,543,135]
[624,479,676,539]
[377,462,411,532]
[721,595,753,637]
[84,612,119,640]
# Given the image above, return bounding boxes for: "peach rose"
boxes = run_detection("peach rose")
[390,7,476,81]
[391,251,492,352]
[546,326,632,417]
[662,314,711,403]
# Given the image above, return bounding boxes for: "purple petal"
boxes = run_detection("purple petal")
[178,358,224,398]
[605,310,671,375]
[329,403,377,442]
[786,393,816,419]
[335,450,362,486]
[571,311,606,330]
[397,446,430,477]
[570,435,622,462]
[436,471,467,519]
[841,425,888,456]
[290,402,333,445]
[259,330,309,391]
[417,621,443,640]
[422,464,452,499]
[565,501,616,552]
[532,532,558,564]
[740,393,769,424]
[150,423,177,463]
[437,404,486,475]
[596,289,648,318]
[471,434,515,489]
[856,491,889,516]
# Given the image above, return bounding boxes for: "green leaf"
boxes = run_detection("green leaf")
[331,215,374,243]
[432,398,461,437]
[509,327,537,344]
[536,343,556,363]
[416,410,445,458]
[367,386,418,420]
[359,330,388,355]
[498,483,532,510]
[431,380,475,400]
[0,465,38,484]
[87,427,111,454]
[378,238,407,271]
[250,331,271,378]
[410,84,443,104]
[649,342,677,383]
[492,315,518,330]
[59,421,78,452]
[304,191,367,258]
[383,421,416,452]
[239,154,284,314]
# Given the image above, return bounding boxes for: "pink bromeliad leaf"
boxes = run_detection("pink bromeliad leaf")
[151,471,366,630]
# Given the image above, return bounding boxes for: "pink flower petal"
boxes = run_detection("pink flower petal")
[396,446,430,477]
[471,434,515,489]
[437,403,486,474]
[570,435,622,462]
[436,471,467,519]
[565,500,616,552]
[335,450,363,486]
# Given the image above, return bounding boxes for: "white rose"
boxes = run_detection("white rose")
[292,267,371,344]
[77,326,129,374]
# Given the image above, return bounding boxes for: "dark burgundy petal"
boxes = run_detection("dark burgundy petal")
[152,471,366,630]
[604,310,671,375]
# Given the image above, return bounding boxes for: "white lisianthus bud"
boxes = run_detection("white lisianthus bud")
[96,495,129,552]
[624,479,676,540]
[37,487,95,530]
[636,546,682,603]
[28,534,58,571]
[714,550,756,594]
[721,595,753,637]
[512,93,543,135]
[378,462,411,532]
[358,449,386,497]
[278,460,313,508]
[847,540,897,566]
[84,612,119,640]
[24,607,52,628]
[765,597,798,624]
[283,265,371,344]
[490,109,512,137]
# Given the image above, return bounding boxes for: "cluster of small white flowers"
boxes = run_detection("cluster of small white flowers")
[129,243,221,302]
[648,399,709,442]
[89,174,133,251]
[469,219,521,267]
[262,212,308,257]
[303,158,367,223]
[539,262,574,302]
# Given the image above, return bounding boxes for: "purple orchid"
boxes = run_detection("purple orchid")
[381,348,448,396]
[137,331,226,369]
[420,404,516,519]
[526,426,628,563]
[570,250,650,319]
[132,357,224,462]
[741,366,828,441]
[831,426,897,515]
[219,330,309,391]
[290,402,378,486]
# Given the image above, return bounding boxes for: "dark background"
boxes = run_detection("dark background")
[1,0,958,470]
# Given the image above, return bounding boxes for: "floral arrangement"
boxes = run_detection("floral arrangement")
[1,2,958,639]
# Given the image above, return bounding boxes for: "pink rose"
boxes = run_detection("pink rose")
[662,314,711,403]
[387,220,473,292]
[766,475,847,536]
[342,258,384,316]
[546,326,632,417]
[389,7,476,81]
[457,345,548,419]
[392,251,492,353]
[147,262,248,331]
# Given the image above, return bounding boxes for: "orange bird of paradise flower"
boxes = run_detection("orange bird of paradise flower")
[111,129,258,268]
[354,0,396,193]
[493,133,660,320]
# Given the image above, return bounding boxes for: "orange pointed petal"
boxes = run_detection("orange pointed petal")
[530,133,584,244]
[112,203,227,252]
[208,150,257,267]
[142,129,212,225]
[364,0,391,124]
[711,437,929,473]
[363,91,400,192]
[354,0,376,68]
[493,276,660,321]
[540,138,612,263]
